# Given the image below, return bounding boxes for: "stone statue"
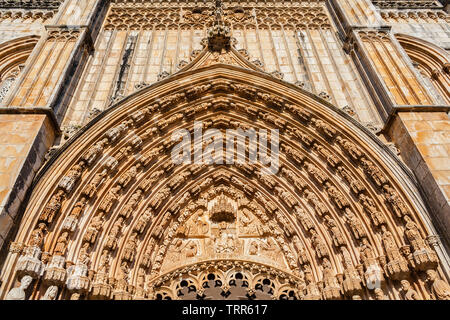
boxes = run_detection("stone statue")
[121,190,143,219]
[360,158,387,187]
[82,170,107,198]
[426,269,450,300]
[39,190,65,224]
[359,237,377,268]
[5,275,33,300]
[135,208,153,234]
[321,257,341,300]
[137,267,146,289]
[344,210,366,239]
[325,183,349,209]
[118,165,139,188]
[40,286,58,300]
[304,272,321,300]
[401,280,419,300]
[78,242,91,265]
[123,233,138,262]
[82,139,107,166]
[54,231,70,256]
[382,185,410,218]
[336,137,361,160]
[28,223,47,247]
[374,288,385,300]
[403,215,427,252]
[69,198,87,219]
[359,193,386,226]
[99,185,121,214]
[380,225,403,262]
[310,229,328,259]
[58,162,84,193]
[83,215,103,244]
[294,207,314,231]
[98,249,111,273]
[326,217,346,247]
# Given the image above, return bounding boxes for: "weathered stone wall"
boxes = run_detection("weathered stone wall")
[388,111,450,249]
[62,1,381,130]
[0,114,55,250]
[379,10,450,49]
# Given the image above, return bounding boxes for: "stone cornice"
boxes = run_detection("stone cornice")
[383,105,450,134]
[0,106,61,134]
[0,0,63,10]
[371,0,443,9]
[110,0,326,6]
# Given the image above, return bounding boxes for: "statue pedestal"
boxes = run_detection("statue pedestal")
[62,216,78,233]
[16,246,44,278]
[133,287,147,300]
[66,263,90,292]
[91,272,112,299]
[412,248,439,271]
[43,255,67,285]
[385,259,410,281]
[113,284,134,300]
[342,268,363,297]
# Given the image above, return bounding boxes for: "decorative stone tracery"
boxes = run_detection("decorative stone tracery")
[0,10,449,299]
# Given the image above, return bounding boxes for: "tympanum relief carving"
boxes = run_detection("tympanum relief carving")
[161,192,290,273]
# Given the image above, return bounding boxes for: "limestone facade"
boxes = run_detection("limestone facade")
[0,0,449,300]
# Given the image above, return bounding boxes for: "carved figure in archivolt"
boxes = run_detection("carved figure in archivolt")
[59,162,84,193]
[69,198,87,220]
[426,269,450,300]
[292,235,310,265]
[99,185,121,214]
[28,223,47,247]
[54,231,70,256]
[134,208,153,234]
[39,190,65,224]
[83,215,104,244]
[310,229,328,258]
[401,280,419,300]
[83,169,107,198]
[123,233,139,262]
